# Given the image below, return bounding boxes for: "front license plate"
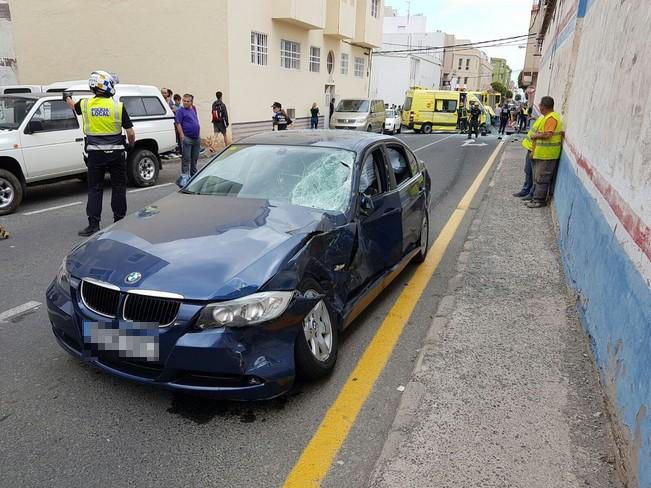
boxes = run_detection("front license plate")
[83,321,159,361]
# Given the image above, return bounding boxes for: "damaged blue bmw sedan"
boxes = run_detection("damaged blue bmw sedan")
[46,130,431,400]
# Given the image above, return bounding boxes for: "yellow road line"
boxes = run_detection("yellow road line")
[283,140,505,488]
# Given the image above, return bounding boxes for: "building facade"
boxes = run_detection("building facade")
[441,33,493,91]
[490,57,511,88]
[534,0,651,485]
[518,0,543,100]
[0,0,17,86]
[370,8,444,107]
[7,0,383,138]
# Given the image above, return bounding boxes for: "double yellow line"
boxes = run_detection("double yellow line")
[283,140,504,487]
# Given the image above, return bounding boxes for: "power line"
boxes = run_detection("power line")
[375,33,535,54]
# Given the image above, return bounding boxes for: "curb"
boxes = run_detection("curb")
[367,144,507,486]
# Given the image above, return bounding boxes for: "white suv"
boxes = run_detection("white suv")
[0,83,177,215]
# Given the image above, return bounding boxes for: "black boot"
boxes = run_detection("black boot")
[78,220,100,237]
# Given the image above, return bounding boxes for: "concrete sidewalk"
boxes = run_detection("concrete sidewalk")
[369,140,623,487]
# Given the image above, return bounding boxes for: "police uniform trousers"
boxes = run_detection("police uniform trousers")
[86,150,127,225]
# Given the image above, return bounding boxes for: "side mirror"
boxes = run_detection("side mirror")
[359,193,375,215]
[24,120,44,134]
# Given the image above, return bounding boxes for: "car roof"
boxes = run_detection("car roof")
[236,130,401,153]
[0,93,50,99]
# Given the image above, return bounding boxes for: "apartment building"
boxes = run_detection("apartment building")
[490,57,512,88]
[519,0,543,99]
[7,0,383,138]
[370,8,444,106]
[441,33,493,91]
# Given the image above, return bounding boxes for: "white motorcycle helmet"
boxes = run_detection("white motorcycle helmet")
[88,70,116,97]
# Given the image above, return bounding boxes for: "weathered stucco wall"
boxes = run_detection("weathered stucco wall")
[0,1,17,85]
[536,0,650,485]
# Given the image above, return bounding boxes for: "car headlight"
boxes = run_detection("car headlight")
[56,258,71,295]
[195,291,294,330]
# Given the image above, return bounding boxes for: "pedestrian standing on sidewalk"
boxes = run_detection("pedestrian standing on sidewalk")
[525,96,564,208]
[310,102,320,129]
[65,70,135,236]
[329,98,335,128]
[161,88,174,112]
[498,103,510,137]
[211,91,230,144]
[176,94,201,178]
[271,102,291,131]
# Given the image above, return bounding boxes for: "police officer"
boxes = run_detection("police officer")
[271,102,291,131]
[457,102,468,133]
[467,101,481,139]
[65,71,135,237]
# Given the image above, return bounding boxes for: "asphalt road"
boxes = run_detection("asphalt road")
[0,132,502,488]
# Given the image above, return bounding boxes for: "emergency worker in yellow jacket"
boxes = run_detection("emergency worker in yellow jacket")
[522,96,564,208]
[65,70,135,236]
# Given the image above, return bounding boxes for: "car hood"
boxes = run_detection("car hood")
[67,193,340,301]
[0,130,18,150]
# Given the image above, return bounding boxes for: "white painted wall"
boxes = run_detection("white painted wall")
[371,30,444,107]
[0,1,17,85]
[537,0,650,275]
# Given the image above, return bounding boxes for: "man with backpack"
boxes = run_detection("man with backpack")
[211,91,230,143]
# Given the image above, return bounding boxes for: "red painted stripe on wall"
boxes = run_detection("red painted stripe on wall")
[563,139,651,263]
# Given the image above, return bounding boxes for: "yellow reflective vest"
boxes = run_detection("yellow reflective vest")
[532,111,563,160]
[80,96,126,151]
[521,116,543,152]
[80,97,123,136]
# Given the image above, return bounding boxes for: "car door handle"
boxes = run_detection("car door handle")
[75,138,83,142]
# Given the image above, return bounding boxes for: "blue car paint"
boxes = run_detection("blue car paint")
[47,131,431,400]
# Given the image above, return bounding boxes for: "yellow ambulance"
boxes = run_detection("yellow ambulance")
[402,87,490,134]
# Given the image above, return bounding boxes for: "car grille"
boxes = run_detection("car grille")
[123,294,181,326]
[80,279,181,325]
[81,280,120,318]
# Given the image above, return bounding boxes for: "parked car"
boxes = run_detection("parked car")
[384,109,402,135]
[0,83,177,215]
[47,130,431,400]
[331,98,385,133]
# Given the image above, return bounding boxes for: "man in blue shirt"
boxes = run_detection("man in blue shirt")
[175,93,201,176]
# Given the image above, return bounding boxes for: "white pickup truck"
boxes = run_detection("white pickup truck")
[0,83,177,215]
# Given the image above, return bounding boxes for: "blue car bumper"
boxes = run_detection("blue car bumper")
[46,280,308,401]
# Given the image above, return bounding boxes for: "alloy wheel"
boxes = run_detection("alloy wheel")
[302,290,333,362]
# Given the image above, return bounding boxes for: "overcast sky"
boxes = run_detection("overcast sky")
[385,0,534,82]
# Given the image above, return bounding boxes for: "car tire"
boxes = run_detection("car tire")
[366,125,373,132]
[128,148,159,187]
[412,210,429,264]
[421,123,433,135]
[397,127,402,134]
[295,278,339,380]
[0,169,23,216]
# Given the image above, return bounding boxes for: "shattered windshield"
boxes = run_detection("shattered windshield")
[0,97,36,130]
[185,144,355,213]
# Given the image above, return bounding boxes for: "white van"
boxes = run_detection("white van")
[331,98,385,133]
[0,83,177,215]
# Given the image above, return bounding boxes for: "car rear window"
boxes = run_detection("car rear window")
[121,96,167,117]
[403,97,412,111]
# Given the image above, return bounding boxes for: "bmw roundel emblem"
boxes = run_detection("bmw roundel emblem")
[125,272,142,284]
